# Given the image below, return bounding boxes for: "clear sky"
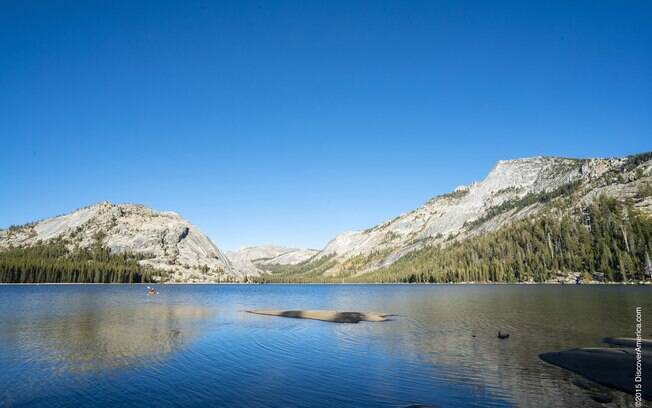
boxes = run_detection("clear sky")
[1,1,651,250]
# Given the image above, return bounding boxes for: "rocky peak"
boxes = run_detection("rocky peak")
[313,154,645,276]
[0,202,240,282]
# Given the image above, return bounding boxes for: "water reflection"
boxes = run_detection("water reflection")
[331,285,646,407]
[0,291,215,372]
[0,285,649,407]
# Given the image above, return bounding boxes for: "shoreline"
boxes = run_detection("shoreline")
[1,281,650,286]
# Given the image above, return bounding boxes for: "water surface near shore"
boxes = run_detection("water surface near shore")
[0,284,648,407]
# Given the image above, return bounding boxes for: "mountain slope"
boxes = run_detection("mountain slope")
[226,245,318,276]
[263,152,652,282]
[0,202,242,282]
[350,195,652,283]
[3,152,651,284]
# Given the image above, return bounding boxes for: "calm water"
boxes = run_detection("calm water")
[0,284,649,407]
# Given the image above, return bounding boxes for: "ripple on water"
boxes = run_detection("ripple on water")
[0,284,648,407]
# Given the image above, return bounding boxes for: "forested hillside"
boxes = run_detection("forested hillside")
[260,196,652,283]
[0,236,157,283]
[2,153,651,283]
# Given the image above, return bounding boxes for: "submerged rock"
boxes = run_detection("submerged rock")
[245,310,389,323]
[588,392,614,404]
[603,337,652,350]
[540,347,651,400]
[404,405,440,408]
[572,376,614,404]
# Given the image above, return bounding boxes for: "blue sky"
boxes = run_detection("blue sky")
[1,1,650,250]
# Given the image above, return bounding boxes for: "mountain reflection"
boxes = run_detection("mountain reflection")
[326,285,645,407]
[4,303,215,373]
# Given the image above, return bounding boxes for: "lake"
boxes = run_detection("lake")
[0,284,648,407]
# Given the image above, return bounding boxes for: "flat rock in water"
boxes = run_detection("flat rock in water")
[540,347,651,400]
[246,310,388,323]
[603,337,652,350]
[404,405,440,408]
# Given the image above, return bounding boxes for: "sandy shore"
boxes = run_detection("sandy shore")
[245,309,389,323]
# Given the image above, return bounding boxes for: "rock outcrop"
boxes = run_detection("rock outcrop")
[304,153,652,276]
[0,202,242,282]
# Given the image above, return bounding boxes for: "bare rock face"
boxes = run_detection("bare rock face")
[226,245,318,275]
[2,153,650,281]
[0,202,242,282]
[317,157,584,261]
[310,154,652,275]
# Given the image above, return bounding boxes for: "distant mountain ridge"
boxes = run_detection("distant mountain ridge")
[2,152,651,283]
[226,245,319,276]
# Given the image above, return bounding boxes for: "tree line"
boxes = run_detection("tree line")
[0,238,156,283]
[361,196,652,283]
